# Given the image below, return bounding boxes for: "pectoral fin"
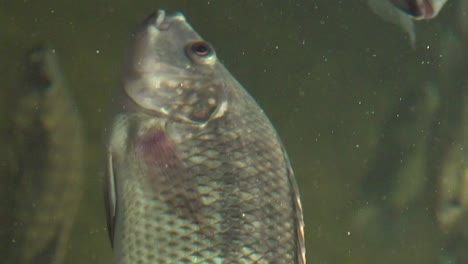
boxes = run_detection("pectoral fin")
[104,151,117,246]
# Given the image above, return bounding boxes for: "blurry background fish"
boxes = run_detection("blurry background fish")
[367,0,449,47]
[353,1,468,261]
[428,29,468,261]
[458,0,468,40]
[1,45,84,264]
[351,81,440,254]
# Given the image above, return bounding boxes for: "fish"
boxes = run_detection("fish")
[367,0,449,47]
[105,9,305,264]
[458,0,468,41]
[427,77,468,263]
[434,140,468,235]
[390,0,448,19]
[363,83,439,209]
[353,83,439,232]
[4,45,84,264]
[434,86,468,235]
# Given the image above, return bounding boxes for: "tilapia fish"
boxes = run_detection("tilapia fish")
[5,46,83,264]
[435,88,468,235]
[390,0,448,20]
[105,10,305,264]
[367,0,449,47]
[354,83,439,229]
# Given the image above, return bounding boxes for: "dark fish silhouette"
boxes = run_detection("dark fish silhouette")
[5,45,84,264]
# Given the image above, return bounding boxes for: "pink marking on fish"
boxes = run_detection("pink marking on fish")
[137,130,178,168]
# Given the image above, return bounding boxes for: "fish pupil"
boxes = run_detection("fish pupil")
[192,42,210,57]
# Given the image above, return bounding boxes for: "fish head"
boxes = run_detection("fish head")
[124,10,227,125]
[15,46,64,120]
[390,0,448,20]
[25,47,54,93]
[21,46,64,99]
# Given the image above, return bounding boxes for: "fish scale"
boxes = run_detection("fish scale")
[106,10,305,263]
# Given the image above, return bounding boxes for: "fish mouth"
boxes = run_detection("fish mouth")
[390,0,435,20]
[417,0,434,20]
[143,9,186,31]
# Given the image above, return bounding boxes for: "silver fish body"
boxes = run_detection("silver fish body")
[5,46,84,263]
[106,10,305,264]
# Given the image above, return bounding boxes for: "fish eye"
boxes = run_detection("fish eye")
[192,42,210,56]
[185,41,216,65]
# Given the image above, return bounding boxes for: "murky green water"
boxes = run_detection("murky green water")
[1,1,467,263]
